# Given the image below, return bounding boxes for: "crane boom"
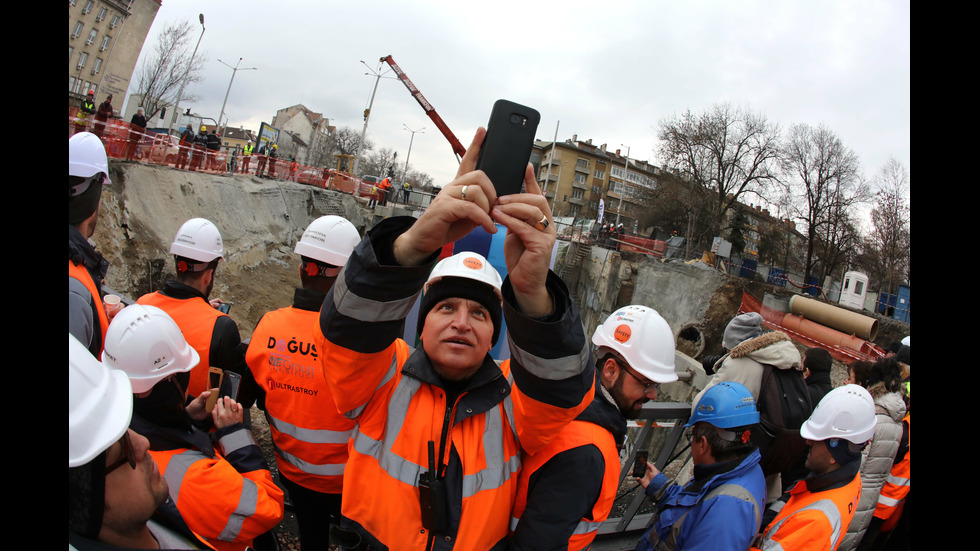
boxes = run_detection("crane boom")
[381,55,466,161]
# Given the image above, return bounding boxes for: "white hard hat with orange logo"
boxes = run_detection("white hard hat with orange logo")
[592,305,677,383]
[424,251,502,299]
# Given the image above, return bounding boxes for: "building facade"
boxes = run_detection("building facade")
[69,0,160,104]
[535,136,661,232]
[271,105,335,166]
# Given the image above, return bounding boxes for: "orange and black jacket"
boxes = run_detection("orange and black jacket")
[509,374,626,550]
[316,217,595,550]
[69,224,109,356]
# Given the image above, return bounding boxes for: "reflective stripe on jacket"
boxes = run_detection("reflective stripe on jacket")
[509,419,620,550]
[246,304,354,493]
[138,290,226,398]
[69,259,109,355]
[874,413,910,519]
[149,427,284,551]
[757,469,861,551]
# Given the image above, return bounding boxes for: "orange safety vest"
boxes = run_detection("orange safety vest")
[756,470,862,551]
[137,291,225,398]
[318,334,592,550]
[246,306,354,493]
[874,413,910,521]
[149,433,284,551]
[69,259,109,355]
[509,419,620,550]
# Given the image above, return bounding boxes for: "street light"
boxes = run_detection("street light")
[169,13,204,136]
[402,124,425,180]
[352,59,395,176]
[216,57,256,138]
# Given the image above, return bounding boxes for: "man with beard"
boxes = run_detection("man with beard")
[137,218,248,400]
[510,305,679,550]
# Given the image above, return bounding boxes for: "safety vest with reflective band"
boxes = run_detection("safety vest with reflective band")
[874,413,910,520]
[245,305,354,493]
[149,428,284,551]
[243,144,252,156]
[137,291,226,398]
[756,470,861,551]
[69,259,109,355]
[509,419,620,550]
[318,216,594,550]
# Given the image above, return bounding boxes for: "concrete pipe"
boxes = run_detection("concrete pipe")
[789,295,878,341]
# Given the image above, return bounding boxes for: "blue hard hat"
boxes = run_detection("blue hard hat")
[686,382,760,429]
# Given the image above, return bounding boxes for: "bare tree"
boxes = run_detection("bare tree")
[867,158,910,295]
[781,123,866,285]
[133,20,207,120]
[657,103,781,249]
[358,147,398,178]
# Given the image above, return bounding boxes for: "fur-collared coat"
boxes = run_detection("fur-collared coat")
[838,383,906,551]
[694,331,803,408]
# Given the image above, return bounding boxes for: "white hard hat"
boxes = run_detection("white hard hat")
[424,251,503,299]
[294,215,360,266]
[69,132,110,179]
[101,305,200,393]
[592,305,678,383]
[901,336,910,347]
[170,218,224,262]
[69,334,133,468]
[800,384,877,444]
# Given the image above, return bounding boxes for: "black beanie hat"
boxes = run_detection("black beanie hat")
[69,175,104,225]
[417,276,502,345]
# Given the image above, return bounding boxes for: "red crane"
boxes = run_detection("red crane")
[381,55,466,162]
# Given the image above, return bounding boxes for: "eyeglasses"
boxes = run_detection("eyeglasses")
[106,431,136,475]
[623,366,660,395]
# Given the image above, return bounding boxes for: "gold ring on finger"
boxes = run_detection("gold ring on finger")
[533,217,550,232]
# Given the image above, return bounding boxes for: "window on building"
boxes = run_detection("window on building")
[572,189,584,199]
[569,204,581,216]
[82,1,93,14]
[109,14,120,28]
[594,169,605,179]
[100,35,111,51]
[72,21,84,39]
[96,7,107,21]
[576,158,589,170]
[86,29,98,45]
[69,46,74,60]
[92,57,103,75]
[77,52,88,70]
[854,281,864,295]
[573,173,586,184]
[591,185,601,195]
[70,0,78,5]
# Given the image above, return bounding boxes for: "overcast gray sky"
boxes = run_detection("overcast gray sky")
[127,0,910,212]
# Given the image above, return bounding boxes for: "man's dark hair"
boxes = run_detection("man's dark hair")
[804,348,832,374]
[693,421,755,462]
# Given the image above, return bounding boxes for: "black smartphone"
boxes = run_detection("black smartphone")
[219,371,241,402]
[475,99,540,197]
[633,450,649,478]
[216,301,232,314]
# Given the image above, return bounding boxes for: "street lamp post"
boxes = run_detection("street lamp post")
[402,124,425,179]
[352,59,393,176]
[216,57,256,139]
[169,13,204,136]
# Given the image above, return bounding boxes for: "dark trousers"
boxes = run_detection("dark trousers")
[280,474,341,551]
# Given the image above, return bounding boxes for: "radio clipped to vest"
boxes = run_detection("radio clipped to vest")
[419,440,448,533]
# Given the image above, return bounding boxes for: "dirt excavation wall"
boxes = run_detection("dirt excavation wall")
[95,162,372,339]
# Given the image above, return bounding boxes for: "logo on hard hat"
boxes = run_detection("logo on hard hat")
[614,324,631,343]
[463,256,483,270]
